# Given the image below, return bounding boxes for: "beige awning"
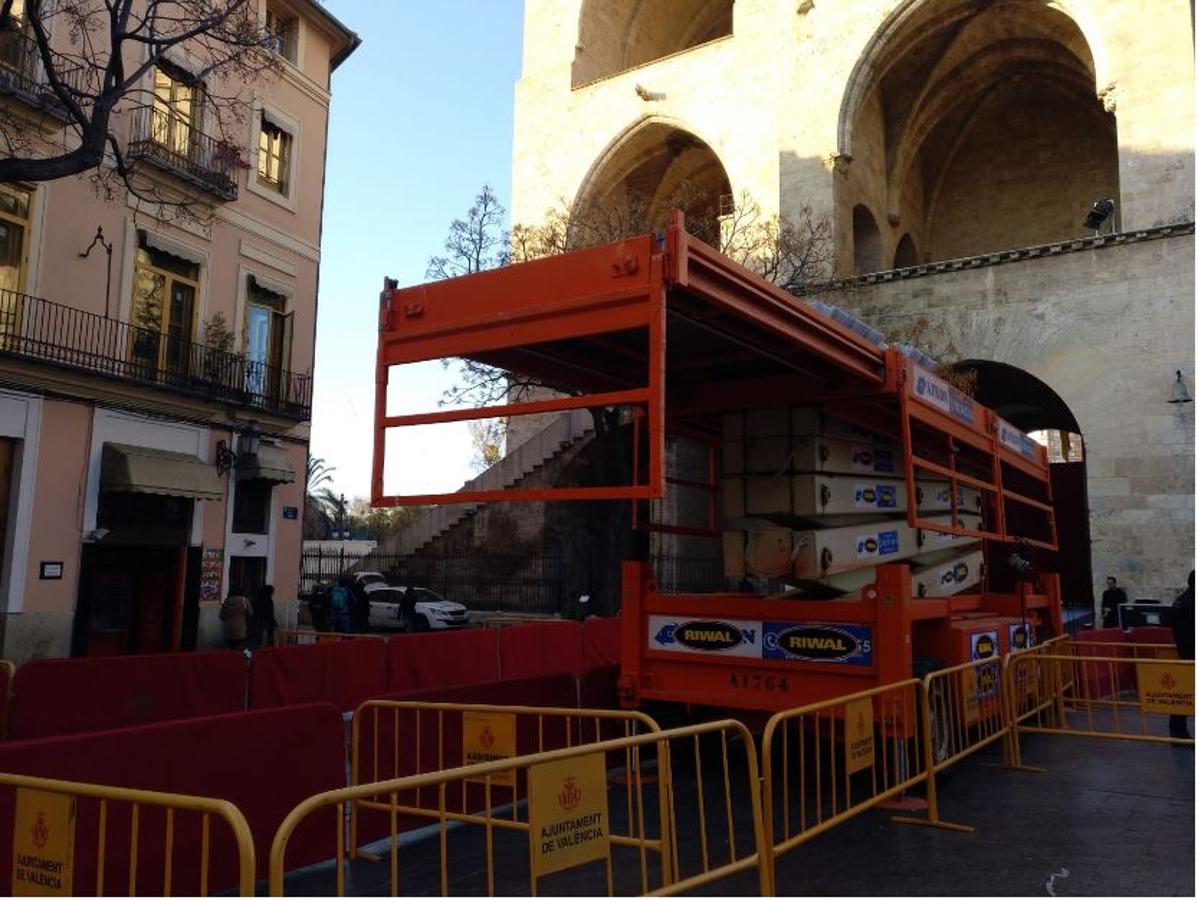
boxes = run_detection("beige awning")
[236,443,296,484]
[101,443,224,501]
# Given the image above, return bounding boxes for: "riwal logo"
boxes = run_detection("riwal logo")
[856,529,900,559]
[913,366,975,425]
[998,420,1039,460]
[971,630,999,660]
[763,622,873,666]
[648,615,761,658]
[854,484,898,509]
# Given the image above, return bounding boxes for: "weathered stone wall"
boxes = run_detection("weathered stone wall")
[813,229,1195,602]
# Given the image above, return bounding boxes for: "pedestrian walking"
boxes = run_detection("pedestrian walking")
[254,584,278,647]
[329,576,352,634]
[220,591,252,650]
[1169,570,1193,741]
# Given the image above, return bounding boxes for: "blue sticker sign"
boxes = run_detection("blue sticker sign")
[763,622,873,666]
[913,366,976,425]
[997,420,1039,461]
[853,483,898,510]
[282,506,299,520]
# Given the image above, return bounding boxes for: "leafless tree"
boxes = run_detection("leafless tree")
[425,184,838,611]
[0,0,277,219]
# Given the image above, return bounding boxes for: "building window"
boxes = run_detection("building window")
[244,277,293,398]
[257,116,292,195]
[0,183,31,338]
[130,233,200,377]
[232,478,273,534]
[0,0,29,72]
[151,62,203,159]
[264,5,298,64]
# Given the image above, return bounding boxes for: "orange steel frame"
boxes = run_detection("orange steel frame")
[373,212,1062,712]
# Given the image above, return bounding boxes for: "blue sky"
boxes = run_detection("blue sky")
[311,1,524,502]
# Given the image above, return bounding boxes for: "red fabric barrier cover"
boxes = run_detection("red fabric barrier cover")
[354,673,581,846]
[8,651,247,740]
[250,639,386,712]
[0,663,10,739]
[0,703,343,893]
[1071,628,1132,696]
[1127,626,1176,646]
[386,629,500,693]
[499,621,585,679]
[582,616,621,669]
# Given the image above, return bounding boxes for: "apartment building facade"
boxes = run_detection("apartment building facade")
[0,1,358,662]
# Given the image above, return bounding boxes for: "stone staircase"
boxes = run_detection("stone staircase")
[384,409,594,556]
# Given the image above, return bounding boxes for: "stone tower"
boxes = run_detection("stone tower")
[512,0,1195,603]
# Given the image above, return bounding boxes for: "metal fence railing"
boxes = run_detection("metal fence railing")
[127,106,240,201]
[0,288,312,420]
[300,549,568,615]
[0,28,91,118]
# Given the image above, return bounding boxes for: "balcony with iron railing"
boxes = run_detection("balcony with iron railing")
[127,106,240,201]
[0,288,311,420]
[0,27,90,118]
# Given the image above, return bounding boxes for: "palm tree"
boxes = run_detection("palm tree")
[304,456,339,538]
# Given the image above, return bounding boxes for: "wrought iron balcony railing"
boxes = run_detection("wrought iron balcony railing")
[0,28,90,118]
[0,289,311,420]
[127,106,240,201]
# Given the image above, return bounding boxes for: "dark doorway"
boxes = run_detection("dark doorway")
[963,360,1093,611]
[72,490,196,656]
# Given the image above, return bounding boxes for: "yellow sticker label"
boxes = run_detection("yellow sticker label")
[844,698,874,775]
[11,789,75,896]
[1138,662,1194,715]
[962,667,980,726]
[528,752,609,879]
[463,711,516,787]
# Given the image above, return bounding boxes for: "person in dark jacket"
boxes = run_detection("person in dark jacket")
[1101,576,1129,628]
[253,584,278,648]
[1169,570,1194,740]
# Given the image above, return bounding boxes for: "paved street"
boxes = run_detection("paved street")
[279,730,1194,896]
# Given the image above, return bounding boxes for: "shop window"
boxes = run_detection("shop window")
[229,555,267,597]
[232,477,272,534]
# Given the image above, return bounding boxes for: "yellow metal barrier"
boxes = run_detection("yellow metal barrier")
[1068,639,1179,660]
[0,771,255,896]
[274,628,385,646]
[347,700,662,862]
[761,679,927,892]
[270,720,768,897]
[1007,653,1194,747]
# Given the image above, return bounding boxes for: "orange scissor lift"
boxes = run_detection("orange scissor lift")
[373,212,1062,714]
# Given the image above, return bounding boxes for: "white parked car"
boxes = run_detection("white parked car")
[352,573,468,632]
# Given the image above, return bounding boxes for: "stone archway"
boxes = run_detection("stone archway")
[835,0,1119,271]
[572,0,733,86]
[573,120,733,247]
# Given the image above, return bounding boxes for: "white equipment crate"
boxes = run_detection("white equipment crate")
[912,549,985,597]
[724,408,893,443]
[723,434,901,477]
[728,513,982,579]
[723,473,984,519]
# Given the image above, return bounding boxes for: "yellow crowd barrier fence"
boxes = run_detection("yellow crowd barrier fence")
[0,771,255,896]
[1007,652,1194,748]
[347,701,662,861]
[270,719,768,897]
[760,679,927,892]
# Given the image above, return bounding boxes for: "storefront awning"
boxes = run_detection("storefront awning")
[236,443,296,484]
[101,442,224,502]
